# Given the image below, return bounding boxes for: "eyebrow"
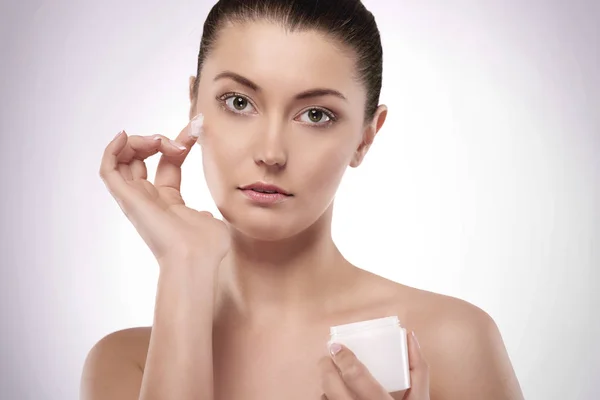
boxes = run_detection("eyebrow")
[213,71,347,102]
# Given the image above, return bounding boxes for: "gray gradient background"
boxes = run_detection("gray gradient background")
[1,0,598,399]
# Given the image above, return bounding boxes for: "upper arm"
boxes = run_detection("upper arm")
[80,328,147,400]
[426,301,524,400]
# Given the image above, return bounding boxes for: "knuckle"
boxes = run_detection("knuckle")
[334,348,353,366]
[341,360,366,382]
[98,167,109,180]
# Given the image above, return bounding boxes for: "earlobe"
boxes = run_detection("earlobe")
[349,140,371,168]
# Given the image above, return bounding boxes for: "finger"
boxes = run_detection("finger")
[116,134,182,164]
[117,134,186,181]
[126,135,184,181]
[318,356,355,400]
[176,113,204,148]
[114,134,160,181]
[99,131,133,199]
[130,158,147,180]
[154,113,204,190]
[404,331,430,399]
[118,163,133,181]
[329,343,391,400]
[99,131,174,250]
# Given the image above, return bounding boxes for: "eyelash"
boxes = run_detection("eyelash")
[216,92,338,128]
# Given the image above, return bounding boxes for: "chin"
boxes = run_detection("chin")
[218,204,312,242]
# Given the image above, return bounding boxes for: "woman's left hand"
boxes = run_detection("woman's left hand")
[318,330,430,400]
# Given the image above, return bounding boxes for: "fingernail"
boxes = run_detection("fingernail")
[169,139,186,151]
[412,331,420,349]
[329,342,342,357]
[114,130,124,139]
[190,113,204,139]
[151,135,161,141]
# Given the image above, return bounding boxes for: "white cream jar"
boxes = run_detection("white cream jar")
[328,316,411,394]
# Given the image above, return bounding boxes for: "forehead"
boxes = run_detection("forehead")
[204,20,362,96]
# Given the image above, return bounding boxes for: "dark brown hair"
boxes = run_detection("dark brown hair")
[192,0,383,122]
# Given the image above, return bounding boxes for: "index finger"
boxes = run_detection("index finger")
[154,113,204,190]
[99,131,156,217]
[99,130,131,199]
[318,356,355,400]
[329,343,391,400]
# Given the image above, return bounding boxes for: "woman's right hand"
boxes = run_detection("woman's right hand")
[99,114,230,267]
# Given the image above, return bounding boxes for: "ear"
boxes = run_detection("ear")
[189,75,197,102]
[189,75,198,120]
[350,105,388,168]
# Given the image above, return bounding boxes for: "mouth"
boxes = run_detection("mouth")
[238,182,292,196]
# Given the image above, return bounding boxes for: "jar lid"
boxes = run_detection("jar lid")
[330,316,401,336]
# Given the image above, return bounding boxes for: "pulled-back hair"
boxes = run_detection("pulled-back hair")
[193,0,383,122]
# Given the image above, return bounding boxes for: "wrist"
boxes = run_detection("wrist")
[154,257,219,317]
[157,251,223,276]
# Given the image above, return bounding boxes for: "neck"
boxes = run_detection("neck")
[216,205,356,325]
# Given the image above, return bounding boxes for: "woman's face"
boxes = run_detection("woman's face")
[191,20,386,241]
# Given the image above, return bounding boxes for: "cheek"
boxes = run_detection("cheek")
[199,121,241,199]
[296,139,353,199]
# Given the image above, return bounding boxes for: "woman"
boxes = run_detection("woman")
[81,0,524,399]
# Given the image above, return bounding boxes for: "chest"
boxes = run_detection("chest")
[213,326,330,400]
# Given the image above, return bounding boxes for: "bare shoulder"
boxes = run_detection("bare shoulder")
[353,270,524,399]
[353,268,501,336]
[351,268,491,322]
[80,327,151,400]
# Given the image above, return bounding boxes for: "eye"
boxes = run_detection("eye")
[297,108,336,126]
[219,93,256,114]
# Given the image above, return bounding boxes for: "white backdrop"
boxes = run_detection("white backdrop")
[1,0,598,399]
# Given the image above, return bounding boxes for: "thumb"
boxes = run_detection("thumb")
[404,331,430,399]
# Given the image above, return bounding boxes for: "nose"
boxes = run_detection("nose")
[253,121,288,168]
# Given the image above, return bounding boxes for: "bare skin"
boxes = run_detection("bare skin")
[82,270,522,399]
[81,20,524,400]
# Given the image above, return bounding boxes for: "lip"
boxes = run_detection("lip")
[239,189,291,205]
[239,182,292,196]
[238,181,293,206]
